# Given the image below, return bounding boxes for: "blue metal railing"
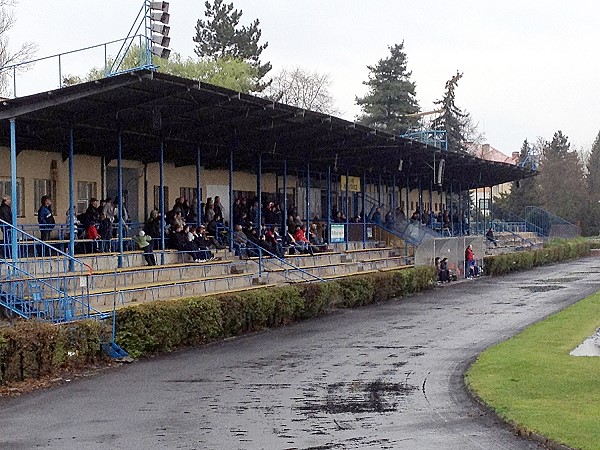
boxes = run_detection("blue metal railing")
[243,241,324,283]
[359,192,441,246]
[0,219,105,323]
[523,206,580,238]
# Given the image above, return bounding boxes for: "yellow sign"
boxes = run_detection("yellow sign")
[340,175,361,192]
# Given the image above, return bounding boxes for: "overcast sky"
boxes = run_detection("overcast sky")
[8,0,600,155]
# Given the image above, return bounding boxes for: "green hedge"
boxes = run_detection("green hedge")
[483,238,590,276]
[114,266,437,358]
[0,320,110,385]
[0,266,436,384]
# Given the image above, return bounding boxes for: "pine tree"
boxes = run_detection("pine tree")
[584,130,600,234]
[193,0,271,91]
[431,71,469,153]
[493,139,541,219]
[355,42,419,134]
[538,131,586,224]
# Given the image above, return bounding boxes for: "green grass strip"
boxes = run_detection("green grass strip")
[465,291,600,449]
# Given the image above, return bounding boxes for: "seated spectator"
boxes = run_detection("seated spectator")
[371,207,382,225]
[233,224,249,257]
[133,230,156,266]
[196,225,224,250]
[287,214,296,234]
[293,225,314,255]
[170,224,203,262]
[308,223,327,252]
[486,227,498,247]
[265,226,285,257]
[384,211,394,228]
[410,209,420,222]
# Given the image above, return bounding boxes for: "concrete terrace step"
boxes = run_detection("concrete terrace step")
[97,283,279,313]
[14,249,235,274]
[3,259,247,293]
[88,272,259,310]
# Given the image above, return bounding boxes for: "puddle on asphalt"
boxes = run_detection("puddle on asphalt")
[519,285,565,293]
[571,328,600,357]
[536,277,582,283]
[296,380,416,415]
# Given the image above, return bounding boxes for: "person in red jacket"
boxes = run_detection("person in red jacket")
[293,225,313,254]
[465,244,475,278]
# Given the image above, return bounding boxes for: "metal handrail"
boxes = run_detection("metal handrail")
[244,241,324,283]
[1,219,92,275]
[0,258,105,322]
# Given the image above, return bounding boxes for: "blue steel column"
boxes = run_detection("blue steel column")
[282,159,287,232]
[418,179,423,219]
[228,146,234,251]
[143,164,148,221]
[68,128,75,270]
[391,175,396,220]
[450,183,454,236]
[475,185,479,235]
[117,132,124,269]
[196,146,201,226]
[159,141,165,265]
[459,183,464,236]
[378,174,382,207]
[257,153,262,230]
[305,162,310,232]
[9,118,17,261]
[362,172,367,248]
[429,181,434,230]
[327,165,332,243]
[467,184,471,234]
[406,178,410,218]
[345,170,349,250]
[489,186,494,226]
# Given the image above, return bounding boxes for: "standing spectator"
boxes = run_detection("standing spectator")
[204,197,215,224]
[0,196,12,256]
[465,244,475,278]
[38,195,55,241]
[213,196,224,221]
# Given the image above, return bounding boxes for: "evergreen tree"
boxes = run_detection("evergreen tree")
[493,139,541,218]
[431,71,469,153]
[538,131,586,224]
[193,0,271,92]
[584,130,600,234]
[355,42,419,134]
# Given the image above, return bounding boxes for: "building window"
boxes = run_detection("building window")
[34,179,56,215]
[479,198,490,211]
[77,181,97,214]
[153,185,169,212]
[180,187,200,204]
[0,177,25,218]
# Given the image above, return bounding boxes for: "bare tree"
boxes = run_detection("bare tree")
[265,67,338,114]
[0,1,36,95]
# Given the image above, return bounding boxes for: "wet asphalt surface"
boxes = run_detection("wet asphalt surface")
[2,257,600,450]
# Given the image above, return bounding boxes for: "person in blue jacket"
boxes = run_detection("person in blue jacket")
[38,195,55,241]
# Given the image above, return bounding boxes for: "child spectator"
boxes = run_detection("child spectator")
[133,230,156,266]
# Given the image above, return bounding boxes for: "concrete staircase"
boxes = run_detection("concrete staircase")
[485,231,545,256]
[15,242,412,313]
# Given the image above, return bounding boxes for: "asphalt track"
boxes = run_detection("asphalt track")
[1,256,600,450]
